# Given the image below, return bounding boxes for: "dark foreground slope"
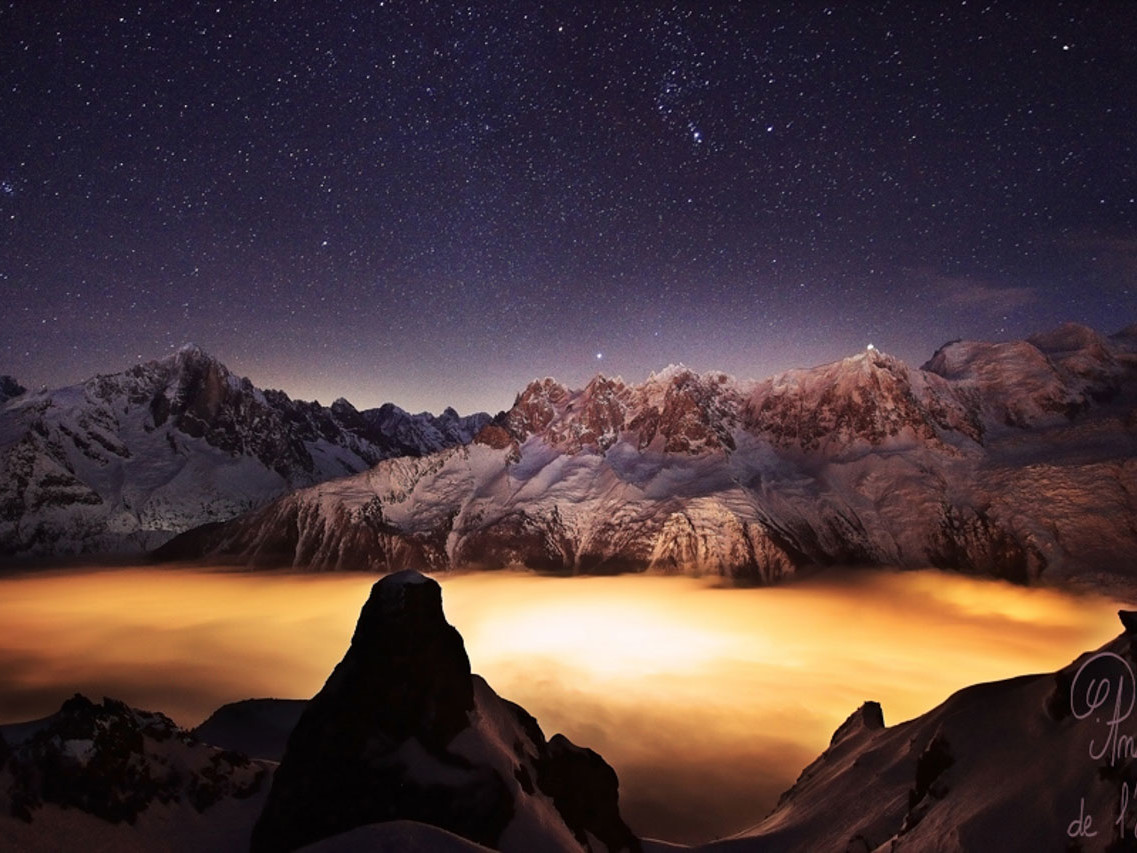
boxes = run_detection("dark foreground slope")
[708,611,1137,852]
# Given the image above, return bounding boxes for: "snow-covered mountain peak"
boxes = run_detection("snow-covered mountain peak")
[647,362,693,382]
[492,365,743,454]
[746,345,983,453]
[0,351,490,559]
[157,342,231,382]
[922,323,1130,428]
[501,377,572,439]
[176,340,208,357]
[583,372,628,395]
[840,344,903,372]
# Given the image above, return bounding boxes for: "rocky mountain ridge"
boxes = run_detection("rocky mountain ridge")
[706,610,1137,852]
[0,693,272,852]
[0,345,490,558]
[163,324,1137,589]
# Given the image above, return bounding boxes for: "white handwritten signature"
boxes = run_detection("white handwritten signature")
[1067,651,1137,839]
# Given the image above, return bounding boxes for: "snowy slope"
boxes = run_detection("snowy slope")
[0,345,489,558]
[165,324,1137,589]
[0,694,273,853]
[700,611,1137,852]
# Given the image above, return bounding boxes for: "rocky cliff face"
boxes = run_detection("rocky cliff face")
[251,570,639,853]
[501,366,744,455]
[0,694,271,851]
[707,611,1137,852]
[0,345,489,558]
[746,348,984,452]
[164,325,1137,589]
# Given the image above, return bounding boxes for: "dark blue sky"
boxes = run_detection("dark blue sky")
[3,1,1135,414]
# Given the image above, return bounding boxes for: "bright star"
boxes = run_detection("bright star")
[596,352,603,360]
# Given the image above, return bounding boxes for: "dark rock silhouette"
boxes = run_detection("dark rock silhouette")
[251,570,639,853]
[0,694,267,825]
[0,375,25,404]
[192,697,307,762]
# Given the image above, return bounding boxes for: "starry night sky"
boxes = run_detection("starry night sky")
[3,1,1136,414]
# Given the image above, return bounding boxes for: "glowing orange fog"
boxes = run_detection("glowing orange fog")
[0,566,1127,843]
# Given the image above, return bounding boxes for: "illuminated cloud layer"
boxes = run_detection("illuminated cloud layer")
[0,567,1125,842]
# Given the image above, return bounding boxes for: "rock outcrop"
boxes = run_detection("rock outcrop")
[251,570,639,853]
[0,693,270,849]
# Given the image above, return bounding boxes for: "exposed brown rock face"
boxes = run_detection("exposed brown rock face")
[745,349,982,452]
[503,377,570,438]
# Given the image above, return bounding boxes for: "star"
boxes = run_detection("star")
[0,1,1131,415]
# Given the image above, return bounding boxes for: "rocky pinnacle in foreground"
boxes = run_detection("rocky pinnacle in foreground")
[251,570,640,853]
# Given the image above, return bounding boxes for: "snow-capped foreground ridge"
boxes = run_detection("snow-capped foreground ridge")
[0,346,491,558]
[164,323,1137,588]
[706,609,1137,852]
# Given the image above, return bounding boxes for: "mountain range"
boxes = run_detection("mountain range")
[157,323,1137,591]
[4,323,1136,590]
[0,344,489,558]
